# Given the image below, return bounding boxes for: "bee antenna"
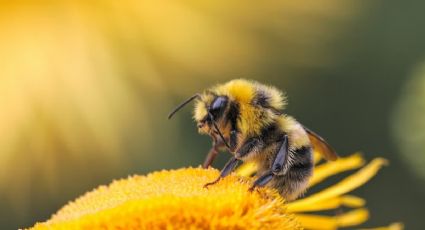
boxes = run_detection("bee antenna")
[168,94,200,119]
[208,112,232,150]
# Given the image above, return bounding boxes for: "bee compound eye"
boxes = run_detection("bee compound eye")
[211,96,228,111]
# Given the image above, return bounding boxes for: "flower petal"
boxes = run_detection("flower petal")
[360,222,404,230]
[309,153,365,187]
[337,208,369,227]
[295,208,369,230]
[287,195,365,212]
[288,158,387,212]
[313,151,323,165]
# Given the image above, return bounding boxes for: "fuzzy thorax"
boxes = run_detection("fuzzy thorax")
[193,79,287,136]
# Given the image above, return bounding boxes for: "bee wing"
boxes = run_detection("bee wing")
[303,126,338,161]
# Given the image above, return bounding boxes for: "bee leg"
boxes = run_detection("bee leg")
[235,137,260,158]
[249,172,274,191]
[202,138,224,168]
[204,157,239,188]
[272,135,288,174]
[229,129,238,151]
[202,147,219,169]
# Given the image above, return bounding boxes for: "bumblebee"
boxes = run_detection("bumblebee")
[168,79,338,201]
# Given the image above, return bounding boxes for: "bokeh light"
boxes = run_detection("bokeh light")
[392,62,425,181]
[0,0,424,229]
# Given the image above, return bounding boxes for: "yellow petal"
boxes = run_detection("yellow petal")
[341,195,366,207]
[313,150,323,165]
[309,153,365,187]
[295,214,339,230]
[239,153,364,182]
[287,195,365,212]
[336,208,369,227]
[288,158,387,212]
[360,222,404,230]
[295,208,369,230]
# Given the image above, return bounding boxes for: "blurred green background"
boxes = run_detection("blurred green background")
[1,1,424,229]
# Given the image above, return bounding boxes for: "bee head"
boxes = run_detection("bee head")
[196,96,228,131]
[168,93,232,150]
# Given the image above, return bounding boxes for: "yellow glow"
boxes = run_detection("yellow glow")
[0,0,369,219]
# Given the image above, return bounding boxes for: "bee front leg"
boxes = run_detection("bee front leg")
[204,157,239,188]
[202,146,219,169]
[202,137,224,168]
[234,137,260,159]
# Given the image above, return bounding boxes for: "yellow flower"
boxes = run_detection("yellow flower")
[28,153,401,230]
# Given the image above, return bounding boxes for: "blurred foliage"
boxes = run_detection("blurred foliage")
[0,0,424,229]
[392,62,425,181]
